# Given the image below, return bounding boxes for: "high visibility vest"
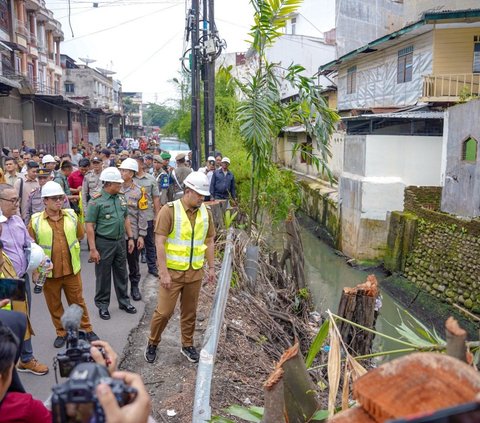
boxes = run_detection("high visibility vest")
[31,209,81,277]
[165,200,209,271]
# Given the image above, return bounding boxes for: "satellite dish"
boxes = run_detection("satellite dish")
[96,67,116,75]
[78,58,96,66]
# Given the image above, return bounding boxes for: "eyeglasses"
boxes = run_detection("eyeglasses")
[47,195,64,202]
[0,197,19,204]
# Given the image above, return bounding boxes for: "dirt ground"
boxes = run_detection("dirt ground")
[119,271,277,422]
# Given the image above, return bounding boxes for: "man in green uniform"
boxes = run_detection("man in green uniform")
[54,161,79,211]
[85,167,137,320]
[82,156,103,205]
[119,158,147,301]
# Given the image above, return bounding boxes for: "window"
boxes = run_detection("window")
[291,17,296,35]
[300,135,313,165]
[397,46,413,83]
[65,82,75,93]
[462,137,477,162]
[347,66,356,94]
[473,36,480,73]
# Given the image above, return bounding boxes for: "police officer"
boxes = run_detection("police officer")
[133,155,160,276]
[119,158,147,301]
[85,167,137,320]
[81,156,103,205]
[145,172,215,364]
[24,168,52,225]
[152,154,170,206]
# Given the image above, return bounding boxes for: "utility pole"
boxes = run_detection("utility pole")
[202,0,210,163]
[190,0,201,170]
[207,0,215,157]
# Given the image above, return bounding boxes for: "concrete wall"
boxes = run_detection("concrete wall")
[335,0,405,57]
[339,133,443,260]
[404,0,480,23]
[279,130,344,180]
[441,99,480,217]
[266,35,335,99]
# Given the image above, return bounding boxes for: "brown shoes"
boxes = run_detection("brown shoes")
[17,357,49,375]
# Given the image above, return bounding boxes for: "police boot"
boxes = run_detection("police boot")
[131,285,142,301]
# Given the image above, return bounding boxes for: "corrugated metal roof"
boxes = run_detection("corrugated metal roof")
[342,111,444,120]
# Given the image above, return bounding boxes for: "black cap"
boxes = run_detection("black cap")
[60,160,73,169]
[91,156,101,163]
[37,168,51,177]
[26,160,39,169]
[144,154,153,160]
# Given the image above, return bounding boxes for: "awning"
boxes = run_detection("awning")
[0,75,21,89]
[0,41,12,52]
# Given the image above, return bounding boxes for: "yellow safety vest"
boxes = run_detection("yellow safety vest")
[31,209,81,277]
[165,200,209,271]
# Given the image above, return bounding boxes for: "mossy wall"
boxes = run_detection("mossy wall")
[297,178,340,247]
[387,186,480,318]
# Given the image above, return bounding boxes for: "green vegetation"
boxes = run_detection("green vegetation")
[143,103,175,128]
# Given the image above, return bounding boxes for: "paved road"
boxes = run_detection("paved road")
[19,239,150,401]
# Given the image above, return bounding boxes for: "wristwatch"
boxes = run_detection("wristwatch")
[128,237,134,241]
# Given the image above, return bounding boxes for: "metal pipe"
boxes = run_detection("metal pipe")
[192,229,234,422]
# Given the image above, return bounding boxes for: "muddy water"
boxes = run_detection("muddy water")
[296,215,420,358]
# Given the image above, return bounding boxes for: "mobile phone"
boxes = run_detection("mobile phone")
[0,278,26,302]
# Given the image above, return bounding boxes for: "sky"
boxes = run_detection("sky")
[45,0,335,104]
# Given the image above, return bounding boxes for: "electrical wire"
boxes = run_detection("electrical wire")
[62,3,181,42]
[67,0,74,37]
[121,29,183,80]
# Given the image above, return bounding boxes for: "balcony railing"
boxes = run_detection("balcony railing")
[422,74,480,101]
[34,80,60,95]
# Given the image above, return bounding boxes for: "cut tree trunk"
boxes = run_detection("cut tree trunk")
[336,275,379,356]
[445,316,468,363]
[261,343,319,423]
[282,212,306,291]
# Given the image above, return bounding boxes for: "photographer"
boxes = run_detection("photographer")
[0,318,151,423]
[0,324,51,422]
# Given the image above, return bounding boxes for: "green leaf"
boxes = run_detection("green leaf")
[305,319,329,368]
[209,417,236,423]
[311,409,330,421]
[225,404,263,422]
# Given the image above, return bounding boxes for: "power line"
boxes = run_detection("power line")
[62,3,181,42]
[121,29,183,80]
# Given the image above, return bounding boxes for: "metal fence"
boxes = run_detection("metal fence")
[192,230,234,422]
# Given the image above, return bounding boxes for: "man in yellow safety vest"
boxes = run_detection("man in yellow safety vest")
[145,171,215,364]
[28,181,98,348]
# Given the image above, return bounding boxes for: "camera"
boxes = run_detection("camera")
[56,304,105,378]
[51,362,137,423]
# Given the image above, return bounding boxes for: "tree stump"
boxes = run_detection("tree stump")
[280,212,306,291]
[336,275,379,356]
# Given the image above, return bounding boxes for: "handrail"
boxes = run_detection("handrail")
[422,73,480,98]
[192,229,234,422]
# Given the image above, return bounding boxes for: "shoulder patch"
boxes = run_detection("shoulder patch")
[92,193,102,199]
[167,202,174,207]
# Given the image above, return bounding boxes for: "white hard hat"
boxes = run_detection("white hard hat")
[100,167,124,183]
[42,154,56,164]
[41,181,65,198]
[221,157,231,164]
[119,158,138,172]
[184,171,210,196]
[26,242,47,273]
[207,156,215,162]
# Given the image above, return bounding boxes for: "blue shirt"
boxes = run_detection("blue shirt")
[210,169,236,200]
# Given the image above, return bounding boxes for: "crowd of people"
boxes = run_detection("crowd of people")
[0,137,237,422]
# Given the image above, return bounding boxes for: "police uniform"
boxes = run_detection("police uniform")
[133,172,160,275]
[85,190,134,313]
[120,182,148,297]
[81,170,102,204]
[148,199,215,349]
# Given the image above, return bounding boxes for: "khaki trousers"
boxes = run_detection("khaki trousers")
[149,274,202,347]
[43,273,93,337]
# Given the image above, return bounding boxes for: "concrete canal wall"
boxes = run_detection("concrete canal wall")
[385,186,480,316]
[297,177,480,319]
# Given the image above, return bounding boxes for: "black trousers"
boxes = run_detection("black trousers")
[0,309,27,393]
[144,220,157,274]
[126,240,140,289]
[94,237,130,310]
